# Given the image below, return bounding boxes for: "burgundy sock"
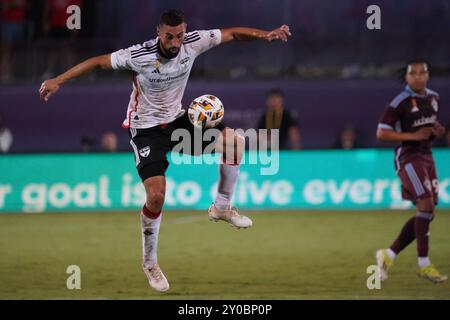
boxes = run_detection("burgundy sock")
[415,211,433,257]
[141,205,161,220]
[390,217,416,254]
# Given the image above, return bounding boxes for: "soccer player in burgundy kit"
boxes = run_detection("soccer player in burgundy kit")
[376,59,447,283]
[39,10,291,292]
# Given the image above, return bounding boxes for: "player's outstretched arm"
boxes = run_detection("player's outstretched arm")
[220,25,291,44]
[39,54,112,102]
[376,127,432,142]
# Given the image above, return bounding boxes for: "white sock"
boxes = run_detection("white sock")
[141,212,162,268]
[214,163,240,211]
[386,248,397,260]
[418,257,431,268]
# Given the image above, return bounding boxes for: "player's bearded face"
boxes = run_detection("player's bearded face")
[406,63,429,92]
[157,23,186,59]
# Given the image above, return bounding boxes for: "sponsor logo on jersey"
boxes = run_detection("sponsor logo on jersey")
[139,146,151,158]
[412,115,437,128]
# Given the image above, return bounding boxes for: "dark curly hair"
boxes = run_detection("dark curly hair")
[159,9,185,27]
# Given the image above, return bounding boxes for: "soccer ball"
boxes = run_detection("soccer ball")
[188,94,224,129]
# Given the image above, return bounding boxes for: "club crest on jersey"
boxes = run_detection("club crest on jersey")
[180,57,190,67]
[139,146,151,158]
[431,98,438,112]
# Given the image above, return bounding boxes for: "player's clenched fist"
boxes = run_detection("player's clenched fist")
[432,122,446,138]
[39,79,60,102]
[266,24,291,42]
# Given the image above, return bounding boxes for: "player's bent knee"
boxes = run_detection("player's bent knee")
[142,175,166,211]
[146,190,165,211]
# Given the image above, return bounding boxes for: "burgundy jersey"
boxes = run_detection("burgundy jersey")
[378,85,440,171]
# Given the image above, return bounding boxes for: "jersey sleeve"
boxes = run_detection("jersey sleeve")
[110,43,152,72]
[186,29,222,57]
[378,104,400,131]
[432,94,440,114]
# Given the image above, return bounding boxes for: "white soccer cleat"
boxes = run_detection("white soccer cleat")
[208,204,253,229]
[142,264,170,293]
[376,249,393,282]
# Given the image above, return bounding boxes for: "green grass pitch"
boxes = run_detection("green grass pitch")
[1,210,449,299]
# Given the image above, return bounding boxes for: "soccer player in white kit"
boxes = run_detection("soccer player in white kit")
[39,9,291,293]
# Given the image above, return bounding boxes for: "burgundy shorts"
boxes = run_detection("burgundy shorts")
[397,159,438,205]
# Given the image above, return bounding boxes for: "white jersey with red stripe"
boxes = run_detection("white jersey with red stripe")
[110,29,222,129]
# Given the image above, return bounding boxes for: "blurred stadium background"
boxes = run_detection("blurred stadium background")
[1,0,449,299]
